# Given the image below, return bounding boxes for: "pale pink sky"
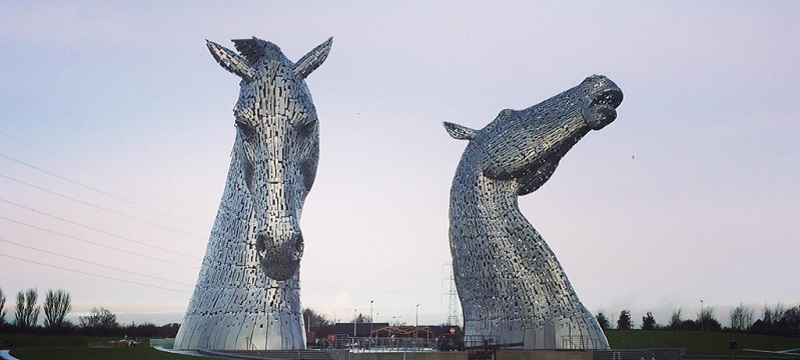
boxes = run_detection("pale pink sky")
[0,1,798,327]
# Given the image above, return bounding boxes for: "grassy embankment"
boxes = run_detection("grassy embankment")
[0,333,225,360]
[8,346,218,360]
[606,330,800,356]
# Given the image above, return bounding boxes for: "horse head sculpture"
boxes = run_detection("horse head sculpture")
[445,75,622,194]
[175,37,331,351]
[206,37,331,281]
[444,75,622,349]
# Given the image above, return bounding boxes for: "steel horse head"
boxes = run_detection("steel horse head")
[444,75,623,194]
[444,75,623,349]
[206,37,332,281]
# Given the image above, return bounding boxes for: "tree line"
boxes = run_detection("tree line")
[0,287,178,338]
[595,303,800,337]
[4,286,796,339]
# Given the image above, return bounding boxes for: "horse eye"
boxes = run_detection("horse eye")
[236,120,256,136]
[300,120,316,135]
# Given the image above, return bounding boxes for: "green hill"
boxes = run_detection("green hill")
[606,330,800,356]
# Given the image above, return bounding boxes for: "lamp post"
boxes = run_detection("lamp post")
[700,300,704,332]
[306,310,311,334]
[370,300,374,338]
[415,304,420,339]
[353,309,357,337]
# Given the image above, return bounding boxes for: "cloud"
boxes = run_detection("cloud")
[317,291,353,322]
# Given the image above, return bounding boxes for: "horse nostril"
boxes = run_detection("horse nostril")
[593,89,623,109]
[294,233,304,253]
[255,232,267,253]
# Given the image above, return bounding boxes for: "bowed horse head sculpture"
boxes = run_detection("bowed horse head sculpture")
[207,37,332,281]
[444,75,622,349]
[445,75,622,193]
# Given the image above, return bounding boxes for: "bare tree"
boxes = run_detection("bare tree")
[13,288,40,329]
[761,302,786,329]
[729,303,754,330]
[762,305,773,328]
[669,308,682,330]
[354,312,372,323]
[13,291,23,327]
[43,289,71,330]
[772,302,786,324]
[80,307,118,330]
[303,308,333,329]
[0,287,7,326]
[697,306,721,331]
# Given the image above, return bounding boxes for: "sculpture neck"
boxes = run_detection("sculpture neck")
[448,154,582,319]
[449,162,524,229]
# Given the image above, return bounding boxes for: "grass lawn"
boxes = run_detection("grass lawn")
[606,330,800,356]
[0,333,118,347]
[0,333,226,360]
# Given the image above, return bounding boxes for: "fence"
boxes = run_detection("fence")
[324,336,436,352]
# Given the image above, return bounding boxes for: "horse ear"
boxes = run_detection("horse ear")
[443,122,477,140]
[292,37,333,79]
[206,40,255,82]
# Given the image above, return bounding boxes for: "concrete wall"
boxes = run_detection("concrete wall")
[328,350,596,360]
[333,352,467,360]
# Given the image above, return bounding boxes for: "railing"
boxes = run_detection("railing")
[593,348,684,360]
[323,336,435,352]
[245,336,258,352]
[463,335,496,349]
[561,335,598,349]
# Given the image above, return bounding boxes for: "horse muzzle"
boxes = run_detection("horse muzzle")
[255,230,304,281]
[583,87,623,130]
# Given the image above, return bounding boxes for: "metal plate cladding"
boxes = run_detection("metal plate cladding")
[444,75,623,350]
[174,36,332,351]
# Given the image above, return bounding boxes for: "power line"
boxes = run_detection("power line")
[0,252,190,294]
[0,215,198,269]
[0,172,205,240]
[0,237,193,286]
[0,130,206,210]
[0,197,200,260]
[0,151,210,230]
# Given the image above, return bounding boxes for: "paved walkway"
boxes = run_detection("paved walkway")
[154,346,212,357]
[0,350,19,360]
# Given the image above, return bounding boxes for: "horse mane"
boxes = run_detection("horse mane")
[232,37,290,65]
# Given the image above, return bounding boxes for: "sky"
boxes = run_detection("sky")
[0,1,798,328]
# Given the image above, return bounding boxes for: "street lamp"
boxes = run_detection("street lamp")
[353,309,357,337]
[700,300,704,332]
[370,300,374,338]
[415,304,420,338]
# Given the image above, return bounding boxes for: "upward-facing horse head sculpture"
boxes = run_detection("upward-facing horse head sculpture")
[445,75,622,350]
[175,36,332,351]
